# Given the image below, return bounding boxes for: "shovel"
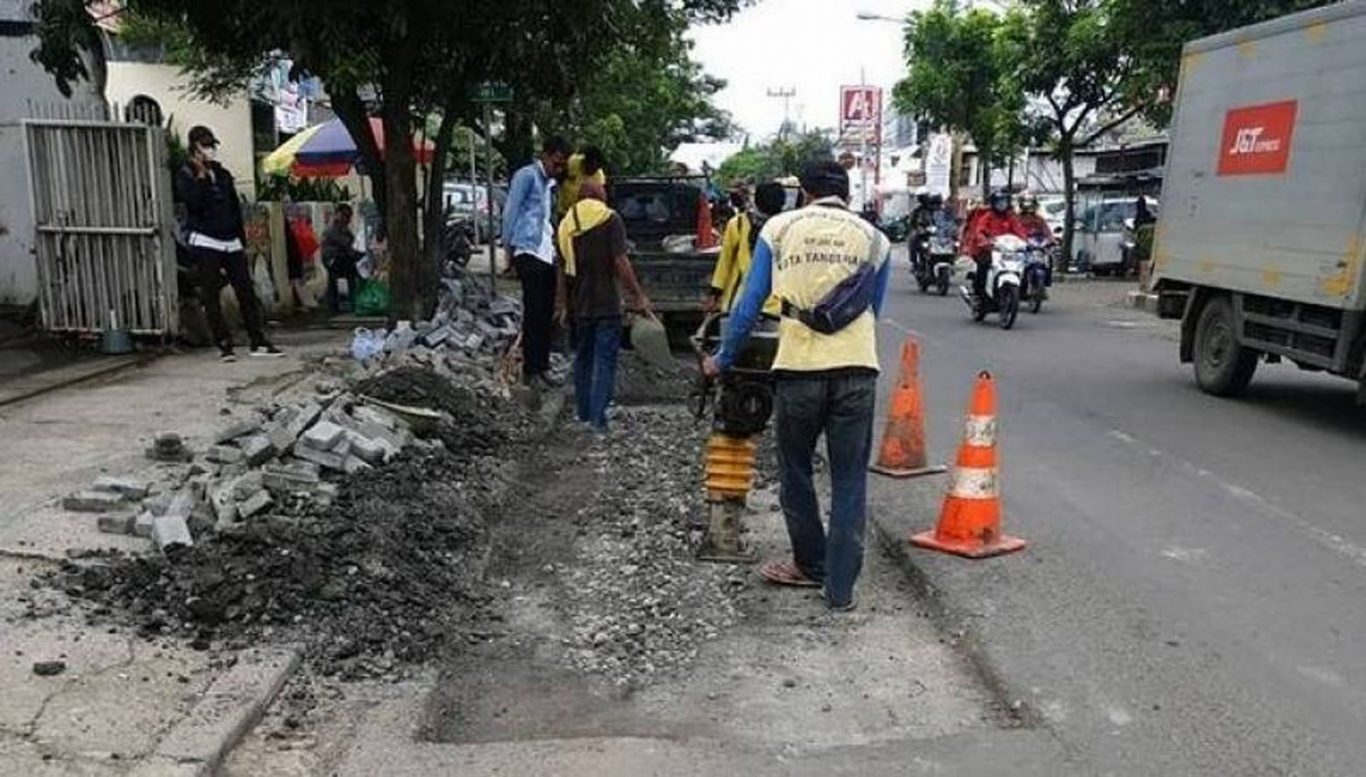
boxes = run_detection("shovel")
[630,311,674,370]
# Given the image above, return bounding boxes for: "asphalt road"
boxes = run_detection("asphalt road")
[870,254,1366,776]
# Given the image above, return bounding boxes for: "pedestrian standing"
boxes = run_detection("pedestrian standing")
[707,181,787,316]
[501,136,571,388]
[555,181,651,431]
[175,126,282,361]
[703,161,892,612]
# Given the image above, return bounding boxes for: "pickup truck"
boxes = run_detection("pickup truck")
[608,176,719,336]
[1151,2,1366,402]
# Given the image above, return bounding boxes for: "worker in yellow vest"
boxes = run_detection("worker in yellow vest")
[706,181,786,317]
[555,147,607,222]
[703,160,891,612]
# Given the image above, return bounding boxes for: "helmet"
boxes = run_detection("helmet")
[1018,193,1039,213]
[989,190,1011,212]
[927,193,944,209]
[916,191,932,208]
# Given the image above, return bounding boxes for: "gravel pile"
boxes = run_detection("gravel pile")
[555,406,747,688]
[614,348,696,406]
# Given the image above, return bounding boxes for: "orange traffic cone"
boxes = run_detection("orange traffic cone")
[870,336,946,478]
[912,371,1026,559]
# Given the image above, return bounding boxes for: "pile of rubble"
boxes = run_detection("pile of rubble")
[555,407,746,688]
[64,393,431,553]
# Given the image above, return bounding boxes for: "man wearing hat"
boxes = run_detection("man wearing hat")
[175,125,281,362]
[702,160,892,612]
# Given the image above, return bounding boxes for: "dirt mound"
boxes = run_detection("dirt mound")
[355,366,537,453]
[614,350,696,406]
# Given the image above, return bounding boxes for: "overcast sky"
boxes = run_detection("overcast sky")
[688,0,930,140]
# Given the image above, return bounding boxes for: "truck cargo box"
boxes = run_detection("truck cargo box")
[1153,1,1366,311]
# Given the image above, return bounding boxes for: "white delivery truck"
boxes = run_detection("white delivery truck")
[1152,1,1366,400]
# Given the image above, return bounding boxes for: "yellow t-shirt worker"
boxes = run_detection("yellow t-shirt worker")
[708,182,787,317]
[555,148,608,222]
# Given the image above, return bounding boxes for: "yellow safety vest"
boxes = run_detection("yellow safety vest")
[764,201,888,373]
[713,214,782,316]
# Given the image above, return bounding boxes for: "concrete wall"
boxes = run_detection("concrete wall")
[963,151,1099,196]
[104,62,256,196]
[0,3,106,306]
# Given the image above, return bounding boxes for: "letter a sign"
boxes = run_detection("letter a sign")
[840,86,882,143]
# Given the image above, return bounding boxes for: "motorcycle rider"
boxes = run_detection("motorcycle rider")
[965,190,1029,306]
[908,191,936,275]
[1016,193,1056,289]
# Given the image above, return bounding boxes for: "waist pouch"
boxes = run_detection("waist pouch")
[781,260,879,335]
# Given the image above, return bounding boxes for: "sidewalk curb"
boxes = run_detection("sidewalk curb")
[129,646,301,777]
[867,506,1042,729]
[1126,290,1159,313]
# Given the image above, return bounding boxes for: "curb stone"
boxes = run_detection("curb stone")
[867,505,1042,729]
[130,647,300,777]
[1126,290,1158,313]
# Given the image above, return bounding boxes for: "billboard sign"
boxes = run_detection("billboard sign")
[840,85,883,145]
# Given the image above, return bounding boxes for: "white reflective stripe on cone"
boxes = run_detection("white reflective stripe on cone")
[962,415,999,447]
[949,467,999,499]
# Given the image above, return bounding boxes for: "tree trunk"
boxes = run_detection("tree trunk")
[332,88,386,232]
[1059,135,1077,273]
[420,95,465,313]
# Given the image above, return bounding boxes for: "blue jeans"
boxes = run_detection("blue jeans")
[775,372,877,608]
[573,316,622,429]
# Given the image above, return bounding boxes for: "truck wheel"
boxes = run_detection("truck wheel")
[1193,296,1257,396]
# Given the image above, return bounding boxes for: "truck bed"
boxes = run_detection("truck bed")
[1152,1,1366,311]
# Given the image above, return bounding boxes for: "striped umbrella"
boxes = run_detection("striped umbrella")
[260,117,436,178]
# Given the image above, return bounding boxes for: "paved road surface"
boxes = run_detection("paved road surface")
[871,255,1366,776]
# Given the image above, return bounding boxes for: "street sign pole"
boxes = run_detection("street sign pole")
[484,100,496,296]
[469,82,513,296]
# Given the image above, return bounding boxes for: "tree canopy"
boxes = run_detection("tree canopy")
[715,130,833,187]
[31,0,748,319]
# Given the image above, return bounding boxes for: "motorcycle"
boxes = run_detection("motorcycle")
[912,226,955,296]
[960,234,1026,330]
[1020,238,1052,314]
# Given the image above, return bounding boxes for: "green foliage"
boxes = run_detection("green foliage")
[255,175,354,203]
[29,0,104,97]
[715,131,833,186]
[893,1,1026,189]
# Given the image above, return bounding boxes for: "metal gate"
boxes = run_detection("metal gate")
[23,119,177,337]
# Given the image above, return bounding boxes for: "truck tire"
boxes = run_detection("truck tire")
[1193,296,1258,396]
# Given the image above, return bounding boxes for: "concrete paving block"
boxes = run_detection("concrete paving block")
[302,420,345,450]
[188,504,215,536]
[347,430,388,464]
[187,458,218,477]
[97,512,136,535]
[213,413,264,444]
[238,434,275,467]
[283,402,323,441]
[64,490,126,512]
[134,510,156,538]
[210,486,237,525]
[206,445,244,465]
[264,423,296,453]
[92,476,149,500]
[342,455,371,475]
[291,442,345,472]
[330,435,352,458]
[152,514,193,551]
[152,648,300,772]
[166,489,197,521]
[237,490,272,520]
[230,471,265,501]
[260,462,321,494]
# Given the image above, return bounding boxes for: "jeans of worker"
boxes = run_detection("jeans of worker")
[775,372,877,608]
[193,247,269,349]
[514,254,556,380]
[573,315,622,429]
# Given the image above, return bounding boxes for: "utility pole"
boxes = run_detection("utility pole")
[767,87,796,140]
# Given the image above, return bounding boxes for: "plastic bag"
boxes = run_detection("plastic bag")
[353,279,390,317]
[384,320,416,354]
[350,327,386,361]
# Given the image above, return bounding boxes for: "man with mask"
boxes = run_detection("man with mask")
[702,161,892,612]
[965,190,1028,306]
[706,181,786,316]
[175,126,280,362]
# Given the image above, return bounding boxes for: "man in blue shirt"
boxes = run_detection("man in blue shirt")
[502,136,571,388]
